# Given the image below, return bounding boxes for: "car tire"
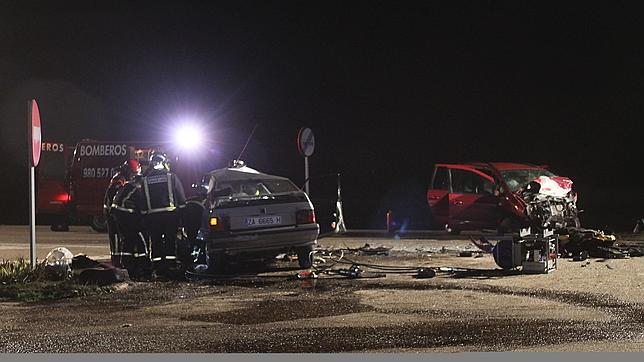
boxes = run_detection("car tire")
[206,252,225,274]
[497,217,520,235]
[89,215,108,233]
[296,246,314,268]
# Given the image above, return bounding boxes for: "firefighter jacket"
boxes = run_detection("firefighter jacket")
[103,173,127,215]
[111,176,144,214]
[140,169,187,215]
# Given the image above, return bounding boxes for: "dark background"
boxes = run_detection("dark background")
[1,1,642,231]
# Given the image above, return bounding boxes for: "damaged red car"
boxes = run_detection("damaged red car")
[427,163,580,234]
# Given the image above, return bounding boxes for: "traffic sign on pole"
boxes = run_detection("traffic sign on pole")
[28,99,41,268]
[297,127,315,157]
[30,100,42,167]
[297,128,315,195]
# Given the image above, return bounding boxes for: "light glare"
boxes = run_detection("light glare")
[174,124,203,151]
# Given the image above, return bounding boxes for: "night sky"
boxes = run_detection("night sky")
[1,1,643,230]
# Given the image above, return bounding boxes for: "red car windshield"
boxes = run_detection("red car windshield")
[501,169,556,192]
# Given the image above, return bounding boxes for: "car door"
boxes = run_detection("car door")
[448,167,500,230]
[427,165,450,228]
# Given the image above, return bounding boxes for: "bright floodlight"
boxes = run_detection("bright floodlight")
[174,124,204,151]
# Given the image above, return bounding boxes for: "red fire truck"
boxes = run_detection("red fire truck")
[36,141,73,230]
[37,139,202,232]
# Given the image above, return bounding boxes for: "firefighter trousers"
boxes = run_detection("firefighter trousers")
[113,210,152,279]
[144,211,179,272]
[182,201,206,265]
[107,212,125,268]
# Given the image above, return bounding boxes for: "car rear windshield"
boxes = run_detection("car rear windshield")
[501,169,556,192]
[212,179,300,198]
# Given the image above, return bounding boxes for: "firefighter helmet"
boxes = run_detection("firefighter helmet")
[128,159,141,175]
[150,151,169,171]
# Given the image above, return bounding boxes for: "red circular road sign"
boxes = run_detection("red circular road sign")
[30,99,42,167]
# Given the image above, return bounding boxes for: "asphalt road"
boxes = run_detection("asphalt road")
[0,225,487,262]
[0,225,111,261]
[2,225,644,352]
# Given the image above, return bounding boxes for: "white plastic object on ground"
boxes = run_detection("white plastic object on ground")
[44,247,74,266]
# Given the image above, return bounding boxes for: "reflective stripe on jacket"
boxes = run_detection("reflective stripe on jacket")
[141,170,186,214]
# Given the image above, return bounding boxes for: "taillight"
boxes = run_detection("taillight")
[209,215,229,231]
[53,192,70,202]
[296,209,316,224]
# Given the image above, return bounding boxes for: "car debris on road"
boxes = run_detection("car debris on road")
[470,226,644,271]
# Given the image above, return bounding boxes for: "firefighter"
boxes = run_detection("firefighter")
[103,160,137,268]
[181,196,207,267]
[111,160,152,280]
[141,151,187,276]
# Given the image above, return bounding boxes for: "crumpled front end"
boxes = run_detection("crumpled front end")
[520,176,579,230]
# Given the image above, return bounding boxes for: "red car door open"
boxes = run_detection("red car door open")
[447,167,500,231]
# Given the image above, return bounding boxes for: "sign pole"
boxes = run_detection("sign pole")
[29,165,36,268]
[304,156,310,195]
[28,99,42,269]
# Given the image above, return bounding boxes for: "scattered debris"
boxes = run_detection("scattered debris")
[470,230,558,273]
[470,236,494,253]
[71,255,130,285]
[414,268,436,279]
[295,270,318,280]
[473,227,644,267]
[559,228,631,259]
[345,243,392,256]
[571,250,589,262]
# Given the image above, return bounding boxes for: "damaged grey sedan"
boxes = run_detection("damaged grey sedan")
[196,160,319,273]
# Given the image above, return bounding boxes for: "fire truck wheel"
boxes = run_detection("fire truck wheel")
[89,215,108,233]
[50,224,69,232]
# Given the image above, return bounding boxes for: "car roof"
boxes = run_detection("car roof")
[482,162,545,171]
[437,162,546,171]
[207,166,291,183]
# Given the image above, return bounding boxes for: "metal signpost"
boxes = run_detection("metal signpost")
[28,99,42,269]
[297,127,315,195]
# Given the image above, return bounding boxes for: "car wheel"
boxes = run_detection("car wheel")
[89,215,108,233]
[50,223,69,232]
[296,246,314,268]
[206,252,225,274]
[497,217,520,235]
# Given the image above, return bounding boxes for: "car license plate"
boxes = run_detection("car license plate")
[245,215,281,227]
